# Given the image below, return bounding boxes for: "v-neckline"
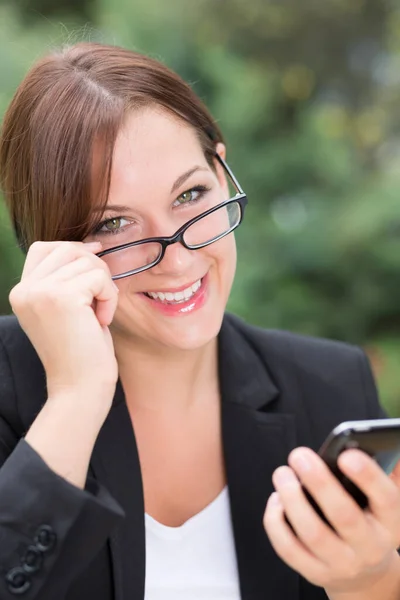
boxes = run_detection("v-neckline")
[144,486,228,536]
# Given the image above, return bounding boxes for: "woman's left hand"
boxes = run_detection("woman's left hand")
[263,447,400,596]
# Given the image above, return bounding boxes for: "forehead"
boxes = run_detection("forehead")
[110,107,206,186]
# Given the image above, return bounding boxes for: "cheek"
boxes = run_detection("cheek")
[113,272,146,295]
[110,277,143,323]
[203,235,237,294]
[212,235,237,271]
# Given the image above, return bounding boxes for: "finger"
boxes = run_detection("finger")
[47,255,116,324]
[338,449,400,541]
[263,492,328,588]
[22,241,102,280]
[48,254,111,284]
[389,458,400,487]
[71,269,118,326]
[272,465,350,567]
[288,448,377,560]
[22,241,64,279]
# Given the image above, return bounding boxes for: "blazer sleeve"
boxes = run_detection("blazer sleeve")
[0,333,125,599]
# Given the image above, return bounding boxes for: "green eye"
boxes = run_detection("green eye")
[93,216,133,237]
[104,217,122,231]
[174,187,207,207]
[173,185,210,208]
[176,191,194,204]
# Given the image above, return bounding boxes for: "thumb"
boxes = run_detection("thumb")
[389,458,400,487]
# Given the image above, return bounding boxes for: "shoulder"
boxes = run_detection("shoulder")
[225,312,365,376]
[0,315,46,433]
[223,312,384,426]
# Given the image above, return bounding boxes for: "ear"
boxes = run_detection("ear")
[215,142,226,161]
[213,142,229,196]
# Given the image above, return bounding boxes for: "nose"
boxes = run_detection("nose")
[151,239,196,276]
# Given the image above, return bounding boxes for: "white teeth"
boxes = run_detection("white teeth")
[146,279,202,303]
[191,280,201,293]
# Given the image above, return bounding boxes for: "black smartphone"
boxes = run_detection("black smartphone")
[317,418,400,509]
[286,418,400,529]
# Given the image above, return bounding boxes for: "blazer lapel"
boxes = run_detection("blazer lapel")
[90,380,145,600]
[219,317,300,600]
[89,314,301,600]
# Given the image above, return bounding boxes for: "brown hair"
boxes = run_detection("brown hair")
[0,43,223,252]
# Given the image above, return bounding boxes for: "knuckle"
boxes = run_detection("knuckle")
[77,255,95,271]
[364,550,385,570]
[102,260,113,279]
[28,240,42,254]
[302,524,326,545]
[335,553,362,580]
[8,284,25,311]
[57,241,80,261]
[346,562,362,581]
[94,266,108,280]
[92,252,112,275]
[9,281,60,314]
[89,268,109,286]
[333,505,360,529]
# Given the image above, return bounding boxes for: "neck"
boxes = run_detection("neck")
[112,332,219,414]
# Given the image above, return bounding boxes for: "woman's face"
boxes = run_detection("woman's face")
[89,106,237,352]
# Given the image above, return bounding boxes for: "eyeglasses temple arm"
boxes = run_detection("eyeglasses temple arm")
[214,153,245,196]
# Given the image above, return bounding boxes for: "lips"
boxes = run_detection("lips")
[144,278,202,304]
[141,274,209,316]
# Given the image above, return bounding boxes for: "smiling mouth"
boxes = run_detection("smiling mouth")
[143,278,203,304]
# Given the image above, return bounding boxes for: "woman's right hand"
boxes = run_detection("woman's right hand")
[9,241,119,401]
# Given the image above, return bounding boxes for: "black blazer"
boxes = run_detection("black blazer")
[0,312,386,600]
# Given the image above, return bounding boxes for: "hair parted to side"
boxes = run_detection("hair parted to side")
[0,43,223,253]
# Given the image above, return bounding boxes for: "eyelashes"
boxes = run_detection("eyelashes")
[92,184,212,237]
[92,216,131,236]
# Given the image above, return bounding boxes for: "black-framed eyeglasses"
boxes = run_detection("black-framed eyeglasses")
[96,153,248,280]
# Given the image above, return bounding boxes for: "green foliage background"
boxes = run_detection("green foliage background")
[1,0,400,414]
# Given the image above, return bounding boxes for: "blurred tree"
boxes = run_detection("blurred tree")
[0,0,95,22]
[1,0,400,412]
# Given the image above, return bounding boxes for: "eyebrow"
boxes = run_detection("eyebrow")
[170,165,209,194]
[92,165,210,214]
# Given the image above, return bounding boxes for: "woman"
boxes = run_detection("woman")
[0,42,399,600]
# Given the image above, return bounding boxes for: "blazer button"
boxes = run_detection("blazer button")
[34,525,56,553]
[5,567,31,595]
[22,545,43,574]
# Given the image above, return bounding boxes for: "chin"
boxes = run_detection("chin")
[158,314,224,352]
[114,265,234,352]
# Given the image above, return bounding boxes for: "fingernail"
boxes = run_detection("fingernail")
[269,492,281,507]
[291,449,312,472]
[340,451,364,473]
[113,282,119,293]
[274,467,295,486]
[85,241,102,249]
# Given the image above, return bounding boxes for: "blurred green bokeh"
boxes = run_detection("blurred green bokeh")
[1,0,400,414]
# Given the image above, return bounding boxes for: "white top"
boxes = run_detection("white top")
[144,486,241,600]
